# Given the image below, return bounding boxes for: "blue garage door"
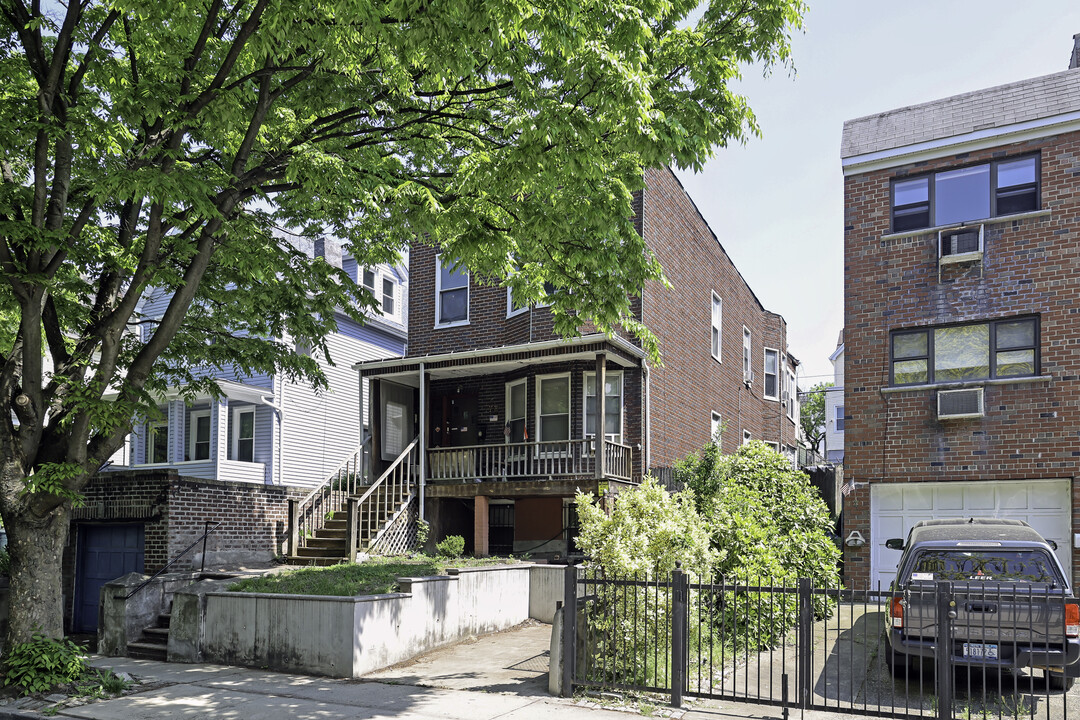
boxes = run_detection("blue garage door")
[74,524,144,633]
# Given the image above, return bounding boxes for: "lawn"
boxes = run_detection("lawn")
[228,555,517,596]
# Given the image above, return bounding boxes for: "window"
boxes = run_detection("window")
[786,368,797,421]
[381,278,395,315]
[742,430,752,445]
[506,379,527,443]
[536,374,570,446]
[362,268,376,292]
[742,328,752,382]
[435,255,469,326]
[507,287,528,317]
[584,371,623,444]
[188,411,211,461]
[711,293,723,361]
[835,406,845,432]
[763,349,779,400]
[890,317,1038,386]
[765,441,780,453]
[711,412,722,443]
[147,420,169,464]
[891,155,1039,232]
[232,408,255,462]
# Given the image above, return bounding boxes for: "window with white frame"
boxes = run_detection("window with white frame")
[362,267,376,292]
[435,255,469,326]
[536,374,570,446]
[742,328,752,382]
[506,379,527,443]
[381,277,395,315]
[786,367,797,421]
[507,286,528,317]
[711,293,722,361]
[742,429,751,445]
[584,371,622,444]
[147,420,169,464]
[765,441,780,452]
[188,410,211,461]
[836,405,845,432]
[763,348,779,400]
[231,408,255,462]
[711,412,722,443]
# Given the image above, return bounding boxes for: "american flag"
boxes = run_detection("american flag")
[841,479,856,496]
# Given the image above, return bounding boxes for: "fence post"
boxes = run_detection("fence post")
[670,563,687,708]
[346,497,359,562]
[797,578,812,710]
[287,498,299,557]
[561,563,577,697]
[935,581,954,720]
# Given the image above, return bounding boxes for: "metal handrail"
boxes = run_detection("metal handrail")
[122,520,222,600]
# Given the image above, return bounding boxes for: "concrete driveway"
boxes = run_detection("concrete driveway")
[364,620,552,696]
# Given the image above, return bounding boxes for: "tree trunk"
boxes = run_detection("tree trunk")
[5,498,71,644]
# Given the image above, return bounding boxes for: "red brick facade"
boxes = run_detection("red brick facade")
[843,129,1080,588]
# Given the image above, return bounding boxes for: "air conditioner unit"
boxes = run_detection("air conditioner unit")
[938,225,984,262]
[937,388,984,420]
[743,370,754,386]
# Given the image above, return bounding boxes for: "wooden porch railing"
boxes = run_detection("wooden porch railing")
[289,435,371,556]
[353,436,419,552]
[426,438,633,482]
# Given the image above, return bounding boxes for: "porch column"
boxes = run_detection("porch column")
[211,397,228,469]
[168,399,186,463]
[595,353,607,480]
[474,495,489,557]
[419,363,427,521]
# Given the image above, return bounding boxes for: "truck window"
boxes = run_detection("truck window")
[909,550,1059,583]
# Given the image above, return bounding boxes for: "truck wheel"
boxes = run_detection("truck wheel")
[1046,671,1075,692]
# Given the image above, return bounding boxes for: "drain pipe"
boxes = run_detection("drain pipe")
[259,382,285,485]
[642,359,651,473]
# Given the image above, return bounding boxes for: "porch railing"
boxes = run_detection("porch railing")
[289,435,371,555]
[427,438,632,482]
[353,436,419,552]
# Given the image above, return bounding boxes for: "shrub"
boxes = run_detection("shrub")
[3,634,88,695]
[435,535,464,558]
[414,519,430,551]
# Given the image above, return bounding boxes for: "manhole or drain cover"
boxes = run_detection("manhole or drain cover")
[508,651,550,674]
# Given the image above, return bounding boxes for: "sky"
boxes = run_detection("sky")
[674,0,1080,389]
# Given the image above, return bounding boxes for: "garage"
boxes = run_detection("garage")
[73,523,145,633]
[870,479,1072,588]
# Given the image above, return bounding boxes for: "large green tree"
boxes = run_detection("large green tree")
[0,0,804,643]
[799,380,832,454]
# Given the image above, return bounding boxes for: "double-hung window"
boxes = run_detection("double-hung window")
[763,349,779,400]
[381,278,395,315]
[188,411,211,461]
[536,374,570,450]
[891,155,1039,232]
[232,408,255,462]
[435,255,469,326]
[711,293,723,361]
[362,268,376,293]
[835,406,845,432]
[584,371,622,444]
[742,328,752,383]
[147,420,169,464]
[786,367,797,421]
[890,317,1039,386]
[505,379,527,443]
[711,412,722,443]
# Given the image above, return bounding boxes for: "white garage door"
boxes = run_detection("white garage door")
[870,479,1072,588]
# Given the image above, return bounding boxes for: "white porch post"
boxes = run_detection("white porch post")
[168,399,186,463]
[419,363,427,521]
[595,352,606,480]
[211,397,229,474]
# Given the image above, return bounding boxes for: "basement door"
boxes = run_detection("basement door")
[870,479,1071,588]
[73,523,145,633]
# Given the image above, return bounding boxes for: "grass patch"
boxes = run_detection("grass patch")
[228,555,518,597]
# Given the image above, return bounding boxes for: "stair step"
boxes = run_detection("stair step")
[296,546,346,558]
[313,528,347,540]
[322,520,347,531]
[157,613,172,627]
[144,627,170,640]
[304,538,347,549]
[282,555,345,566]
[127,642,168,661]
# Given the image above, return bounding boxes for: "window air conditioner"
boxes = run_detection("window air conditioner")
[938,225,984,262]
[937,388,984,420]
[743,369,754,386]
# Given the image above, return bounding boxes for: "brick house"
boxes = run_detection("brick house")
[840,38,1080,589]
[65,237,407,634]
[355,165,800,558]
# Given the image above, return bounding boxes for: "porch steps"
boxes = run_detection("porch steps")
[284,495,408,565]
[127,612,171,661]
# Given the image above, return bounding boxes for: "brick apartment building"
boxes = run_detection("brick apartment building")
[840,37,1080,589]
[356,165,800,557]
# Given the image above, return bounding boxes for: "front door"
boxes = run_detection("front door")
[74,523,145,633]
[431,392,478,447]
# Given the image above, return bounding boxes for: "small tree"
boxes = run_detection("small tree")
[799,382,834,455]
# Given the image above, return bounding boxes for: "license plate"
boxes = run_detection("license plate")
[963,643,998,660]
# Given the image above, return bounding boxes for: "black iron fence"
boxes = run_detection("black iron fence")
[560,565,1077,720]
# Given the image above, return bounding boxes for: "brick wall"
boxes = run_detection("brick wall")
[843,130,1080,588]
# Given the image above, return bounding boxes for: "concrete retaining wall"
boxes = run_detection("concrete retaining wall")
[528,564,565,623]
[172,563,557,677]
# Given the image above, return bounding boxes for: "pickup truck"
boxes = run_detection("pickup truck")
[884,518,1080,690]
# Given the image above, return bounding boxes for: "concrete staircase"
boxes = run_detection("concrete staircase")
[127,609,172,661]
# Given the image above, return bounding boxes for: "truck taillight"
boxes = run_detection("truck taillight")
[1066,603,1079,638]
[890,596,904,629]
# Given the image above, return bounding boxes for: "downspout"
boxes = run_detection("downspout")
[642,360,651,474]
[259,383,285,485]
